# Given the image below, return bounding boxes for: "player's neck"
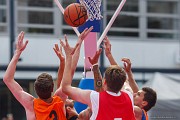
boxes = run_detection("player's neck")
[41,97,53,103]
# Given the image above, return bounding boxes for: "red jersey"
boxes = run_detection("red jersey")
[33,96,66,120]
[96,91,136,120]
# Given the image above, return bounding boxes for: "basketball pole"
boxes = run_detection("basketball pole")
[97,0,126,48]
[54,0,80,36]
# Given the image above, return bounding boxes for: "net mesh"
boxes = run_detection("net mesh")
[79,0,103,21]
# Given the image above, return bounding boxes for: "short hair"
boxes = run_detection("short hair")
[34,73,54,99]
[104,65,126,93]
[142,87,157,111]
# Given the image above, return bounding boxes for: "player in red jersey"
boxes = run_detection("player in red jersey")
[60,35,136,120]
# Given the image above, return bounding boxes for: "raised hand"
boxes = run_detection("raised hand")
[60,35,79,56]
[53,44,65,62]
[121,58,139,93]
[16,31,28,52]
[77,26,93,44]
[102,36,117,65]
[88,48,102,65]
[102,36,111,56]
[121,58,132,73]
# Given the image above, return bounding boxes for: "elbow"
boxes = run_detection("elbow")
[3,75,9,84]
[62,85,71,95]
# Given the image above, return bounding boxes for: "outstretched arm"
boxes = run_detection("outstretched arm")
[103,36,118,65]
[61,28,93,108]
[3,31,34,109]
[54,27,93,97]
[71,26,93,75]
[122,58,139,93]
[53,43,68,102]
[103,36,134,92]
[54,27,93,88]
[88,48,103,92]
[53,44,65,88]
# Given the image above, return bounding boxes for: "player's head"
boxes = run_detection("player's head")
[65,99,74,108]
[34,73,54,99]
[103,65,126,93]
[134,87,157,111]
[65,99,78,119]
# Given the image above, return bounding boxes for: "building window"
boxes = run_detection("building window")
[147,0,179,39]
[106,0,139,37]
[0,0,7,33]
[16,0,54,34]
[27,0,53,7]
[107,0,138,12]
[148,17,178,30]
[147,1,178,14]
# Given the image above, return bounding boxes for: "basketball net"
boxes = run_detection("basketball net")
[79,0,103,21]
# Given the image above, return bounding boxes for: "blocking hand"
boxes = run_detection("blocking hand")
[16,31,28,52]
[78,26,93,44]
[121,58,132,73]
[53,44,65,62]
[102,36,111,56]
[88,48,102,65]
[60,35,79,56]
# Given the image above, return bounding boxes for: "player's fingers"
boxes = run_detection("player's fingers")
[98,48,102,54]
[64,34,69,47]
[88,57,92,64]
[86,26,93,34]
[53,47,58,55]
[60,39,65,47]
[55,44,59,51]
[24,40,28,48]
[71,43,79,55]
[19,31,24,42]
[20,31,25,43]
[60,45,63,53]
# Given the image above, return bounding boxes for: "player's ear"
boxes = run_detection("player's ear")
[66,106,72,111]
[142,100,148,107]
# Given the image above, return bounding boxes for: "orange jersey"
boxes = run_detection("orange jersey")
[34,96,66,120]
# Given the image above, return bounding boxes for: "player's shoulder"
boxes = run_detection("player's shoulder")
[134,106,142,120]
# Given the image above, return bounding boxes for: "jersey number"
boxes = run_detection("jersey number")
[49,110,58,120]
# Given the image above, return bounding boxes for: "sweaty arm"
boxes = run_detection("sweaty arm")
[103,36,118,65]
[61,28,93,108]
[122,58,139,93]
[92,64,103,92]
[53,44,65,88]
[3,32,34,110]
[88,48,103,92]
[53,44,67,102]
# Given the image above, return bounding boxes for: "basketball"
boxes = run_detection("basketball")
[64,3,88,27]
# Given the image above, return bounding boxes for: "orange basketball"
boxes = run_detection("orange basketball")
[64,3,88,27]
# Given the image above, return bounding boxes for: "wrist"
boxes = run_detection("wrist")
[14,50,22,56]
[92,63,98,67]
[106,53,112,57]
[126,70,132,74]
[60,59,65,63]
[92,63,98,70]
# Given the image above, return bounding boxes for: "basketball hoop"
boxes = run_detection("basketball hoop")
[79,0,103,21]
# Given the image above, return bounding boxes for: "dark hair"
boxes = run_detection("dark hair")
[142,87,157,111]
[104,65,126,93]
[34,73,54,99]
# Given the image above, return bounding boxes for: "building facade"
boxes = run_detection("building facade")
[0,0,180,119]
